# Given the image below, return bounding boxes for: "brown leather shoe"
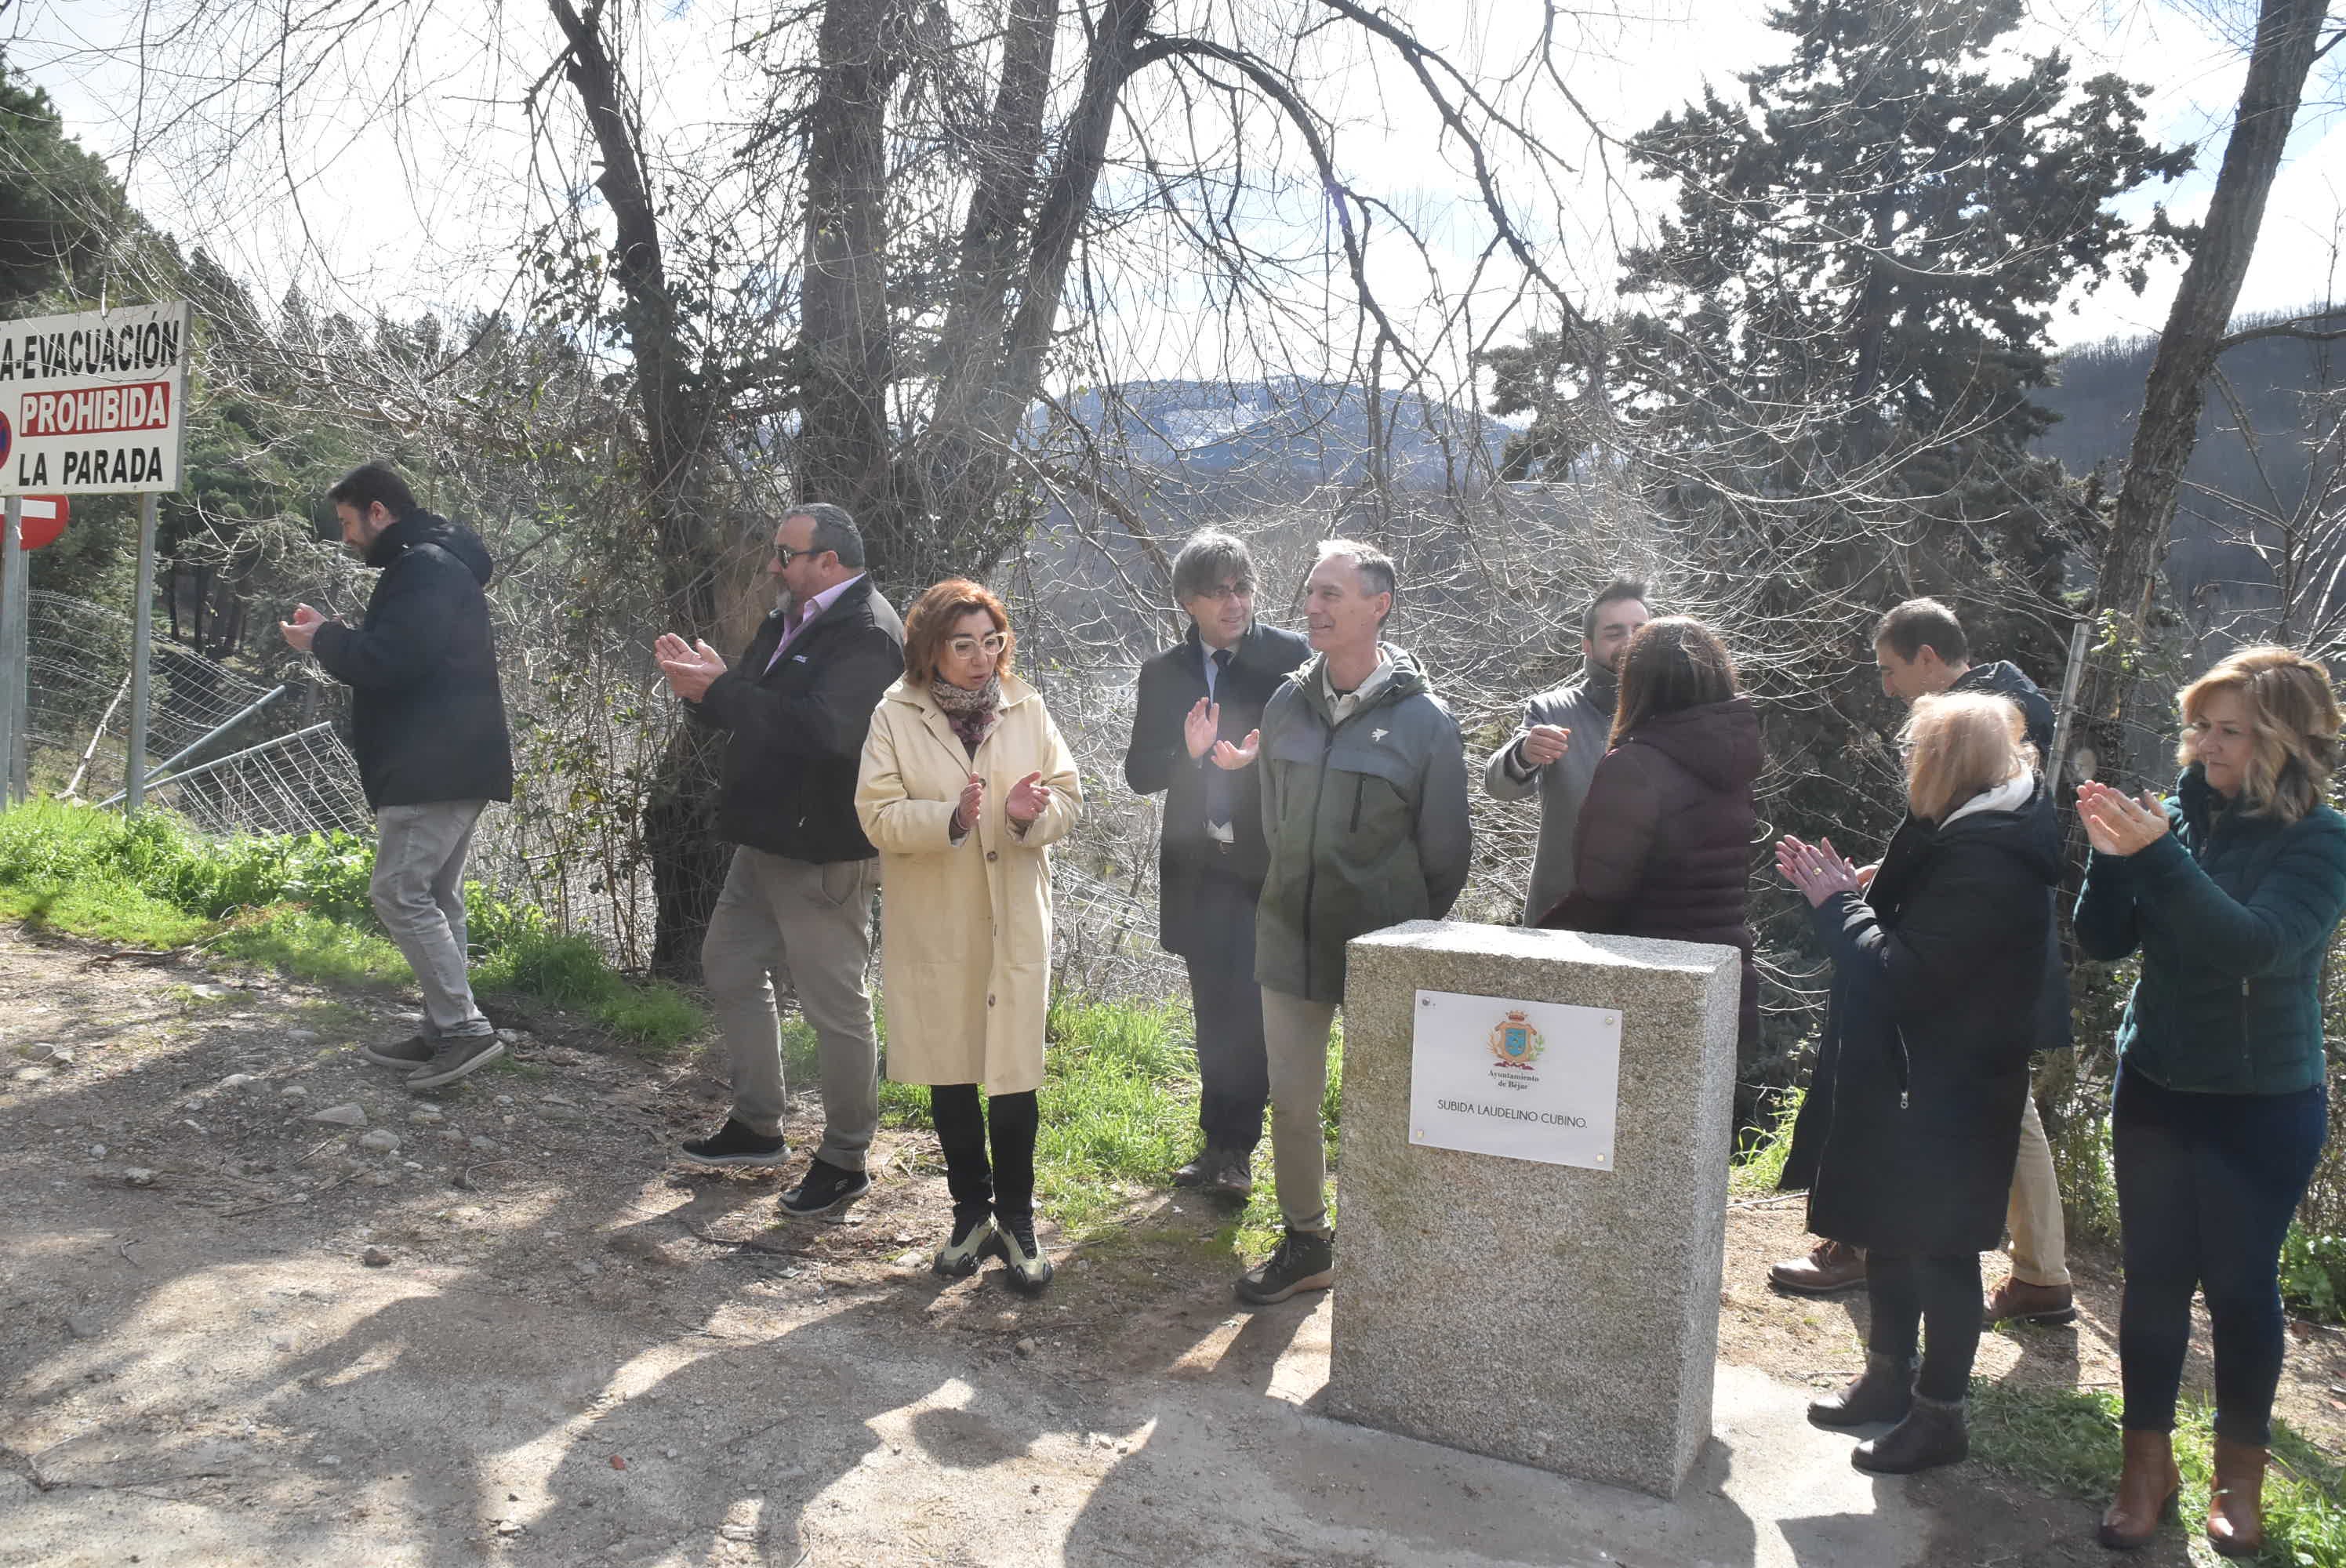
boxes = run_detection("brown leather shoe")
[1983,1275,2078,1326]
[2097,1428,2181,1551]
[1769,1238,1866,1294]
[2206,1436,2269,1558]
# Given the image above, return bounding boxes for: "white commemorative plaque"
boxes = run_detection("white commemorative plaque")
[1407,988,1619,1171]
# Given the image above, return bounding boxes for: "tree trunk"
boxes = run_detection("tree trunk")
[550,0,730,976]
[2076,0,2330,748]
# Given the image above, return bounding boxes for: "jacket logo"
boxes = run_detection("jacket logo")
[1372,728,1389,742]
[793,655,808,663]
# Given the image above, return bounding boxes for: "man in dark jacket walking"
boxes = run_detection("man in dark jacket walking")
[1771,597,2075,1326]
[1124,529,1309,1200]
[653,503,903,1218]
[281,462,514,1090]
[1225,540,1471,1306]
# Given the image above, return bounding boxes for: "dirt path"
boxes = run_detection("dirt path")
[2,924,2337,1566]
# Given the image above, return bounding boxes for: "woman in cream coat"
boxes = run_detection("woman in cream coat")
[855,579,1081,1292]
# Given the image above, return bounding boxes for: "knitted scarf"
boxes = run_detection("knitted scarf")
[930,674,1002,758]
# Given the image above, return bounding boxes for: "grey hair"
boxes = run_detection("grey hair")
[1316,537,1397,620]
[1171,528,1257,604]
[785,501,866,568]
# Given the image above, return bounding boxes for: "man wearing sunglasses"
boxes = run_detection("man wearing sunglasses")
[654,503,904,1218]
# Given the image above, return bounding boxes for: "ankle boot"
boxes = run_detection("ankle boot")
[2097,1429,2181,1551]
[2206,1436,2270,1558]
[1808,1351,1915,1429]
[1852,1392,1968,1474]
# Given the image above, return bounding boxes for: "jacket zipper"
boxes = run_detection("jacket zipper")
[1298,720,1336,997]
[1893,1023,1912,1111]
[1349,774,1365,833]
[2241,978,2254,1087]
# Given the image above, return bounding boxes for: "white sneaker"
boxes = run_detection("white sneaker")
[932,1214,998,1278]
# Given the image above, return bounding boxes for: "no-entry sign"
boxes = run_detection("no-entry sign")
[19,495,67,549]
[0,301,191,495]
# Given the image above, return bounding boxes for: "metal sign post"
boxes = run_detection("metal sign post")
[0,495,20,808]
[126,492,158,813]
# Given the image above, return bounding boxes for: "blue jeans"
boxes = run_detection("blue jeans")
[2113,1065,2327,1444]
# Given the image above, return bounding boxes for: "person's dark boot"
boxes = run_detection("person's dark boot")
[1851,1393,1968,1474]
[1983,1275,2078,1327]
[2206,1436,2270,1558]
[1206,1147,1255,1202]
[1235,1228,1334,1305]
[1807,1351,1915,1429]
[1172,1147,1215,1188]
[2098,1428,2181,1551]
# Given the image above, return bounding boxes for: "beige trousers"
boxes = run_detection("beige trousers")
[1261,987,1338,1236]
[2006,1091,2071,1287]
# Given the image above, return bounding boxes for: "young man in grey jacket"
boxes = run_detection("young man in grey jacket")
[1224,539,1471,1305]
[1483,578,1651,924]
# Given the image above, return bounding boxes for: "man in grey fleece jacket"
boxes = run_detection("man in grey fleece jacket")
[1484,579,1652,924]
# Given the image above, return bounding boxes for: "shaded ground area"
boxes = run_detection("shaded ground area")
[3,924,2337,1565]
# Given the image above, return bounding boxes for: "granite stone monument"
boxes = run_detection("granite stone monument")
[1324,919,1742,1497]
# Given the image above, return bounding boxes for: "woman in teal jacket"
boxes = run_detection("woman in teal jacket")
[2074,645,2346,1556]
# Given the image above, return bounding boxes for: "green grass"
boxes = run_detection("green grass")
[1970,1381,2346,1566]
[0,796,704,1048]
[1731,1081,1804,1196]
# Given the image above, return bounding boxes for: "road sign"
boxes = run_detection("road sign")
[0,301,191,495]
[20,495,67,549]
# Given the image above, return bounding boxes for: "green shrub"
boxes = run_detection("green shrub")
[594,981,703,1048]
[1732,1081,1805,1194]
[2284,1224,2346,1323]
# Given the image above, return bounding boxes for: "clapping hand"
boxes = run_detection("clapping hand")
[1520,724,1570,768]
[1775,834,1863,909]
[1211,730,1260,771]
[2077,781,2170,857]
[1183,698,1222,760]
[1006,771,1052,826]
[653,632,728,702]
[953,773,986,837]
[279,603,329,652]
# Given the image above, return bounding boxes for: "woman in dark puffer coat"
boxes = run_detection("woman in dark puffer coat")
[1778,692,2059,1476]
[1539,616,1761,1054]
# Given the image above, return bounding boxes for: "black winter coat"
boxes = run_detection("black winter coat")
[1541,696,1763,1051]
[690,575,905,862]
[1122,622,1310,956]
[1949,659,2072,1053]
[311,511,514,810]
[1797,782,2059,1255]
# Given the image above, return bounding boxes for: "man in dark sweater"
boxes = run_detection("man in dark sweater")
[281,462,514,1090]
[654,503,904,1218]
[1123,529,1309,1199]
[1771,597,2075,1327]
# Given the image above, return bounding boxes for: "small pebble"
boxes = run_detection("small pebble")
[123,1167,154,1187]
[358,1130,399,1152]
[88,1143,107,1159]
[362,1247,392,1267]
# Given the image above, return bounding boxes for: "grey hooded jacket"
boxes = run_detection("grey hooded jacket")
[1255,645,1472,1003]
[1483,662,1616,924]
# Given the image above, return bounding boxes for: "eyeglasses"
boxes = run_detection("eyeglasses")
[1190,583,1254,603]
[772,543,823,566]
[947,633,1008,659]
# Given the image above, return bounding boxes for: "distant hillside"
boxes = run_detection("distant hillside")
[1054,376,1512,487]
[2037,311,2340,606]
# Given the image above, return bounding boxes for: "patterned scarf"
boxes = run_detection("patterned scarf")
[930,673,1002,758]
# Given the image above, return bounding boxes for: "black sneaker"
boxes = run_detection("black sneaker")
[933,1212,999,1278]
[405,1033,505,1090]
[678,1118,790,1169]
[361,1033,434,1069]
[778,1157,872,1217]
[992,1213,1053,1294]
[1235,1227,1335,1305]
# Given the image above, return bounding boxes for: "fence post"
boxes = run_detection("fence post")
[125,493,158,815]
[0,495,21,810]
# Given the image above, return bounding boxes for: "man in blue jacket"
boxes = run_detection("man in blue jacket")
[281,463,514,1090]
[1124,530,1309,1200]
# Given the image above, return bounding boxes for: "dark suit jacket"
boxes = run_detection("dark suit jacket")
[1123,621,1311,956]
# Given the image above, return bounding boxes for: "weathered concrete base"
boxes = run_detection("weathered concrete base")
[1326,920,1741,1497]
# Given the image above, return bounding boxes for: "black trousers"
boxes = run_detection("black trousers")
[1181,862,1271,1152]
[1867,1252,1984,1403]
[930,1084,1039,1226]
[2114,1065,2327,1444]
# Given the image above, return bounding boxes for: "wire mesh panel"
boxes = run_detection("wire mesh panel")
[27,589,278,800]
[146,724,375,840]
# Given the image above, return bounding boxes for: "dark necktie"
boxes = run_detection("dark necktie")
[1206,648,1235,831]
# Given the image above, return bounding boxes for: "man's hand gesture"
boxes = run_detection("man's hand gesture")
[1520,724,1570,768]
[1211,731,1260,771]
[1183,697,1222,760]
[279,604,329,653]
[654,632,728,702]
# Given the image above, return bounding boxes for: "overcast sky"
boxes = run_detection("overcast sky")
[6,0,2340,382]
